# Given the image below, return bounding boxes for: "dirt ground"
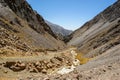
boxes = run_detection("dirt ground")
[0,46,120,80]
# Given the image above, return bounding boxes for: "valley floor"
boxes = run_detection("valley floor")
[0,46,120,80]
[0,48,78,79]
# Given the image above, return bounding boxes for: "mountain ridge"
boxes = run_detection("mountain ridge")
[45,20,72,40]
[0,0,65,54]
[45,20,72,36]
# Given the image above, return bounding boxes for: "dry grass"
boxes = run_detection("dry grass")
[75,53,90,65]
[0,18,13,27]
[0,48,25,57]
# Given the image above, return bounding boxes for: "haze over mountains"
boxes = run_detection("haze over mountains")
[0,0,120,80]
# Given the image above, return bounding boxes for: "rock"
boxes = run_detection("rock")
[47,63,53,69]
[50,58,55,63]
[102,69,106,72]
[9,62,26,72]
[41,69,47,74]
[10,66,23,72]
[36,66,42,72]
[43,60,48,64]
[50,57,62,66]
[35,61,40,66]
[19,63,26,69]
[29,67,39,73]
[3,61,26,72]
[4,61,16,68]
[55,56,63,61]
[3,70,8,73]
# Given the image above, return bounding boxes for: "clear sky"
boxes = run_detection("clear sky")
[26,0,117,30]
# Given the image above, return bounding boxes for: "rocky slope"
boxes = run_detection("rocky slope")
[0,0,65,55]
[45,20,72,40]
[68,0,120,58]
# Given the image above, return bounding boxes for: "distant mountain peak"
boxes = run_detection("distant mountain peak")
[45,20,72,36]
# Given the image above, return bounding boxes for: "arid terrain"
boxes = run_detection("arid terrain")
[0,0,120,80]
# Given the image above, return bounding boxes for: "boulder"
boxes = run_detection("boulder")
[4,61,16,68]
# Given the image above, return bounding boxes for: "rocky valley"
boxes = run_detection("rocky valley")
[0,0,120,80]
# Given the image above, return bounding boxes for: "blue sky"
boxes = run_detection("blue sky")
[27,0,117,30]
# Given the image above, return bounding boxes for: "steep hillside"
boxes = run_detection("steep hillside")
[0,0,65,55]
[68,0,120,57]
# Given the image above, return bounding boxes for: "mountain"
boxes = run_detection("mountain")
[68,0,120,57]
[66,1,120,77]
[45,20,72,36]
[45,20,72,40]
[0,0,65,54]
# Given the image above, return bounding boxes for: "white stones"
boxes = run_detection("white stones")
[56,50,80,75]
[70,50,80,66]
[57,65,76,75]
[73,59,80,66]
[71,50,77,56]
